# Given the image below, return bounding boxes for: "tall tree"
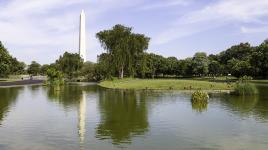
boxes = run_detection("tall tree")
[56,52,83,80]
[27,61,41,75]
[227,59,252,77]
[253,41,268,78]
[96,24,150,78]
[0,41,12,77]
[192,52,209,76]
[0,41,25,77]
[208,60,222,76]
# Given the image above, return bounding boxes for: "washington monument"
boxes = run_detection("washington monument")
[79,10,86,62]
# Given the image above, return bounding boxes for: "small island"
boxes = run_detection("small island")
[99,78,234,91]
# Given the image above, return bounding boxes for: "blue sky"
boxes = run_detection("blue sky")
[1,0,268,64]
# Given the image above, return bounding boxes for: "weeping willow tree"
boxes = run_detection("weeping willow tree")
[96,24,150,79]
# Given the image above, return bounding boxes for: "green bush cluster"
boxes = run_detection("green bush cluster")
[191,100,208,113]
[191,90,209,102]
[46,68,64,85]
[239,75,253,83]
[233,75,258,96]
[233,83,258,96]
[191,90,209,113]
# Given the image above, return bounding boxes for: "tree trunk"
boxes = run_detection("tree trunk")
[119,66,124,79]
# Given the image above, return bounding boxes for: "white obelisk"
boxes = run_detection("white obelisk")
[79,10,86,62]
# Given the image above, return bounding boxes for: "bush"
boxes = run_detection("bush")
[239,75,253,83]
[191,90,209,102]
[191,90,209,113]
[232,75,258,96]
[191,100,208,113]
[46,68,64,85]
[233,83,258,96]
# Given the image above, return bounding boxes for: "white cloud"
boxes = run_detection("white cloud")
[139,0,191,10]
[241,26,268,34]
[153,0,268,45]
[0,0,144,64]
[1,0,268,63]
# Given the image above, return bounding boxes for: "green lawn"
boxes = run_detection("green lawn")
[99,78,234,90]
[0,78,20,82]
[251,80,268,84]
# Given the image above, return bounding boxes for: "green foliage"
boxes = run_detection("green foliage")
[96,24,150,78]
[0,41,25,77]
[208,60,222,76]
[233,83,258,96]
[239,75,253,83]
[192,52,209,76]
[227,59,251,77]
[191,98,208,113]
[252,41,268,78]
[55,52,83,80]
[27,61,41,75]
[191,90,209,102]
[191,91,209,112]
[233,76,258,96]
[80,61,97,81]
[40,64,50,75]
[95,53,114,80]
[46,68,64,85]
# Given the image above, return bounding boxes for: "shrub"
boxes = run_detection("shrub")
[233,83,258,96]
[191,90,209,113]
[191,100,208,113]
[232,75,258,96]
[239,75,253,83]
[46,68,64,85]
[191,90,209,102]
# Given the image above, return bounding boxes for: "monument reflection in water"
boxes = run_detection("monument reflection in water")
[1,84,268,149]
[46,85,88,146]
[46,85,149,145]
[78,91,86,144]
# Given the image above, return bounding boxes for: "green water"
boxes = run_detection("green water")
[0,83,268,150]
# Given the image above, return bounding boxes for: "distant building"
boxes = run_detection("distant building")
[79,10,86,62]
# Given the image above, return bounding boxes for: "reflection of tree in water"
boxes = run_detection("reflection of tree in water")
[96,90,149,145]
[219,95,257,121]
[253,84,268,120]
[46,85,82,108]
[218,83,268,121]
[253,97,268,121]
[46,85,97,109]
[46,84,98,147]
[0,87,23,124]
[191,100,208,113]
[219,94,268,121]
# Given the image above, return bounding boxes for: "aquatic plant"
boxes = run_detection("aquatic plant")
[46,68,64,86]
[233,75,258,96]
[191,90,209,102]
[191,99,208,113]
[233,83,258,96]
[191,91,209,113]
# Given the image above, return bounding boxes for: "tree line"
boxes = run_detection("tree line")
[0,42,25,77]
[95,25,268,79]
[1,24,268,80]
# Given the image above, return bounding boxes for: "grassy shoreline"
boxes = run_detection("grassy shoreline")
[98,78,234,91]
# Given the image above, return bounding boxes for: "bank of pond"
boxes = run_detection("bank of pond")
[98,78,234,90]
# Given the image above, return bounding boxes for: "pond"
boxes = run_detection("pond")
[0,83,268,150]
